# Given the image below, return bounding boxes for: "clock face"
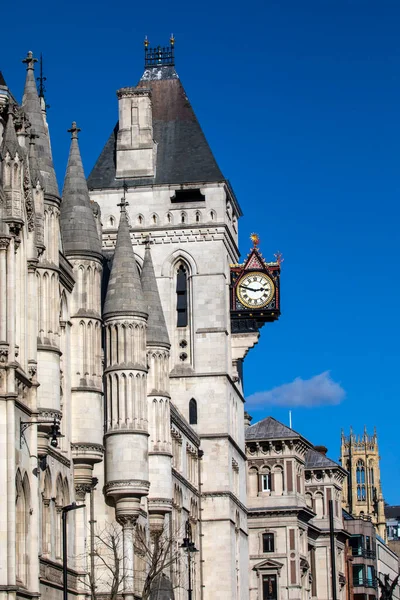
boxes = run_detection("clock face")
[236,271,275,309]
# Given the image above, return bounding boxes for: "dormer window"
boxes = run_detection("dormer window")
[171,189,205,203]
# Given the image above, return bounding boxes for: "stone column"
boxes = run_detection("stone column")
[118,516,137,600]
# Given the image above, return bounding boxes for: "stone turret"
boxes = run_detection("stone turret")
[22,51,59,201]
[61,122,104,499]
[1,108,24,238]
[22,51,62,452]
[141,242,172,536]
[103,202,149,600]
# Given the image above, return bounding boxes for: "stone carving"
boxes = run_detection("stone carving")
[23,158,35,231]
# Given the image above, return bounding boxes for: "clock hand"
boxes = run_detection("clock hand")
[240,285,261,292]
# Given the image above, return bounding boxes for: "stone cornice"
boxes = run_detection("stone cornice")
[104,479,150,496]
[104,428,149,438]
[202,491,248,514]
[172,468,199,496]
[248,505,316,522]
[37,344,62,356]
[47,446,71,468]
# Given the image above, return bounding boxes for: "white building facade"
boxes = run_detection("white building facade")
[0,42,264,600]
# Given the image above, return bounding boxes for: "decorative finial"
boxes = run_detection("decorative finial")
[37,54,47,98]
[250,233,259,246]
[22,51,38,71]
[274,251,284,266]
[144,35,149,48]
[117,181,129,213]
[143,233,152,249]
[170,33,175,46]
[68,122,81,140]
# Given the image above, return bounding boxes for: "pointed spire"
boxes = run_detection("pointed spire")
[103,205,147,319]
[60,122,102,259]
[22,51,59,199]
[141,240,170,347]
[1,105,19,159]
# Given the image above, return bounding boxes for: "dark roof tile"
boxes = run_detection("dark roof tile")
[87,66,224,189]
[245,416,301,441]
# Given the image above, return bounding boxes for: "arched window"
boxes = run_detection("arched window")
[356,460,365,484]
[189,398,197,425]
[314,493,324,518]
[361,485,366,501]
[195,211,201,223]
[181,212,186,224]
[176,264,188,327]
[42,470,52,555]
[369,466,374,485]
[263,532,274,553]
[260,469,272,492]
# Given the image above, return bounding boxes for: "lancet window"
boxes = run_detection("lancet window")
[176,264,188,327]
[189,398,197,425]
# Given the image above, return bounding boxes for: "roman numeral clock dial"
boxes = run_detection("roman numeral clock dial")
[236,272,275,309]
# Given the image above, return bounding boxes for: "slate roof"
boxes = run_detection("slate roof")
[103,209,147,319]
[87,65,224,189]
[61,125,102,259]
[385,505,400,519]
[141,245,170,347]
[245,416,302,441]
[305,448,341,470]
[22,53,59,199]
[0,71,6,86]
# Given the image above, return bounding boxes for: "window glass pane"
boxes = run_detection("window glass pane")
[262,533,274,553]
[262,575,277,600]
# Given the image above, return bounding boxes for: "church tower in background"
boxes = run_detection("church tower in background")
[341,428,387,540]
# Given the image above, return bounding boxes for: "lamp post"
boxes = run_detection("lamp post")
[181,521,198,600]
[62,502,85,600]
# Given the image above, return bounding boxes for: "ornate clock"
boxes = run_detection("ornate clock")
[236,271,275,309]
[230,234,281,332]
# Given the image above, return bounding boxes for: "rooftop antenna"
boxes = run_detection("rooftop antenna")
[37,53,50,110]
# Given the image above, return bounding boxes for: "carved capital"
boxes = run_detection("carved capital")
[116,514,137,528]
[75,483,92,501]
[0,343,9,364]
[0,236,11,250]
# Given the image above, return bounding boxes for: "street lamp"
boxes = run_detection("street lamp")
[180,521,198,600]
[62,502,85,600]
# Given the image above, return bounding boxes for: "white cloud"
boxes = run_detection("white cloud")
[246,371,345,408]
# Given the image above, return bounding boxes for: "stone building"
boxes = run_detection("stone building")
[340,429,386,540]
[245,416,349,600]
[0,41,284,600]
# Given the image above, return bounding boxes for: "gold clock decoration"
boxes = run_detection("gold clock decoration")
[236,271,275,309]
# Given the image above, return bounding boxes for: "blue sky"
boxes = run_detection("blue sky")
[1,0,399,502]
